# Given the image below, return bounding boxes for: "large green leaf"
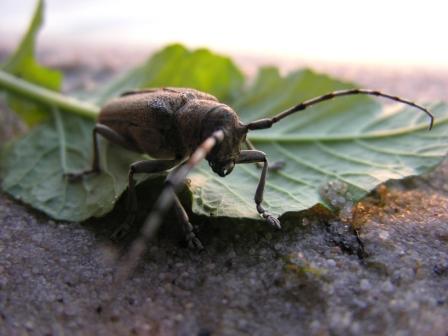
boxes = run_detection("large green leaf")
[1,0,447,223]
[3,67,447,221]
[2,0,62,125]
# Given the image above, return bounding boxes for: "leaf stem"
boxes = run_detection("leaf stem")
[0,70,100,119]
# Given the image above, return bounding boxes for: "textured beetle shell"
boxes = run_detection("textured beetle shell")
[98,88,223,159]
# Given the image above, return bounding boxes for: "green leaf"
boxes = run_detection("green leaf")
[92,44,244,105]
[1,0,62,125]
[3,66,447,222]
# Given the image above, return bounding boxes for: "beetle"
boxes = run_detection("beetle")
[67,87,433,277]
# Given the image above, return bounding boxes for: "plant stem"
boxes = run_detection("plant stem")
[0,70,99,119]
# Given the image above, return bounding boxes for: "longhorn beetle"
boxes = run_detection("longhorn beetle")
[67,87,433,279]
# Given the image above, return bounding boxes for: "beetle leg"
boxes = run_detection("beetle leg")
[66,123,141,181]
[114,130,224,281]
[236,150,281,229]
[245,139,285,171]
[111,159,181,240]
[172,191,204,250]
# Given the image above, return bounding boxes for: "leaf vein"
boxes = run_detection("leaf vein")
[273,143,368,193]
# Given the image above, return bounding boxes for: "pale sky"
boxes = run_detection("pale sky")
[1,0,447,69]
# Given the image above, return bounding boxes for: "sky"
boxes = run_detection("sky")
[1,0,447,69]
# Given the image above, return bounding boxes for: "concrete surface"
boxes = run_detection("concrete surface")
[0,48,447,335]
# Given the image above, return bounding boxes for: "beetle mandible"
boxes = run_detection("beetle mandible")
[67,87,433,274]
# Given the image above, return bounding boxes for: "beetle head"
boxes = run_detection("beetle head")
[201,105,247,177]
[208,160,235,177]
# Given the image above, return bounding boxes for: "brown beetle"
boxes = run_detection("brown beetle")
[67,87,433,278]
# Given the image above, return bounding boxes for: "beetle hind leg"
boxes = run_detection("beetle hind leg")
[65,123,141,181]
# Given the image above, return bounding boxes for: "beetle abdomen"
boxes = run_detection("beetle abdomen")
[98,88,223,159]
[99,91,181,158]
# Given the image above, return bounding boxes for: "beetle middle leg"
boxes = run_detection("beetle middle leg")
[236,150,281,229]
[114,130,224,283]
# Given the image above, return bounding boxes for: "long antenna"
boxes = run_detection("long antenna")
[246,89,434,131]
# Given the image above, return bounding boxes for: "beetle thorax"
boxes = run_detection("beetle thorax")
[175,98,246,176]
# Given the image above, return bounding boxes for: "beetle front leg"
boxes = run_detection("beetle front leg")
[112,159,181,240]
[236,150,281,229]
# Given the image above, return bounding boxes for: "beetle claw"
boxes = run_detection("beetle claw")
[64,169,99,182]
[266,215,282,230]
[111,226,128,241]
[65,172,83,182]
[185,232,204,250]
[269,160,286,171]
[111,213,136,241]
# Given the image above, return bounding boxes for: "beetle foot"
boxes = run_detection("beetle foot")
[264,214,282,230]
[65,169,99,182]
[268,160,286,172]
[111,213,136,241]
[257,204,281,229]
[256,160,286,172]
[65,172,84,182]
[111,226,129,241]
[185,232,204,250]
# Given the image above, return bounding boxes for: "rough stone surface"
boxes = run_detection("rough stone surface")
[0,48,447,335]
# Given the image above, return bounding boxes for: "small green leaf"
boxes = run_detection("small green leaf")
[1,0,62,125]
[92,44,244,105]
[1,111,141,221]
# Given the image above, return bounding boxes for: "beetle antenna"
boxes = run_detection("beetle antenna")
[113,130,225,284]
[245,89,434,131]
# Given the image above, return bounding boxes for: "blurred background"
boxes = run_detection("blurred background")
[1,0,447,70]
